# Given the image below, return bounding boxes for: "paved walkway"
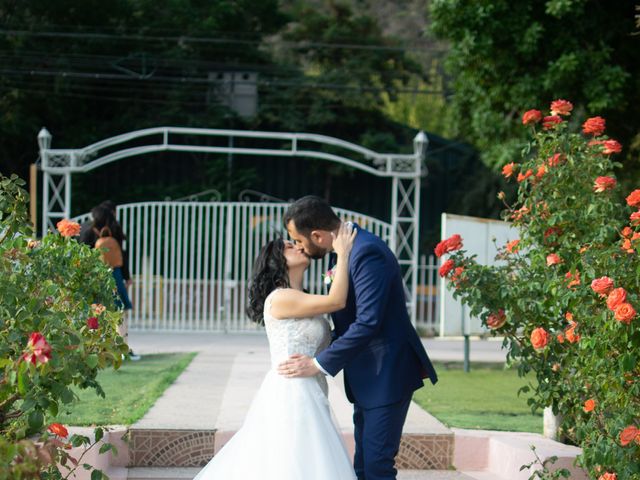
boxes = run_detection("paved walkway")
[128,332,508,363]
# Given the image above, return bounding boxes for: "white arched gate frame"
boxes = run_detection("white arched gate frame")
[38,127,428,329]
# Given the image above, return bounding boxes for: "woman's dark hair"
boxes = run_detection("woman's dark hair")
[91,206,115,237]
[247,238,290,325]
[283,195,340,236]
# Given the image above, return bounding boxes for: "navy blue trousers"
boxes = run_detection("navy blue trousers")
[353,396,412,480]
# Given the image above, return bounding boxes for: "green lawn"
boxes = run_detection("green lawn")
[54,352,197,426]
[413,362,542,433]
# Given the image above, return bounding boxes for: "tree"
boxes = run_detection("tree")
[429,1,640,176]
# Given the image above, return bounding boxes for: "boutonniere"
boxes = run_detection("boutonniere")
[323,267,336,286]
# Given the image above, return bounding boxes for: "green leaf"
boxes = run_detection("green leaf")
[86,354,99,369]
[91,469,104,480]
[28,409,43,431]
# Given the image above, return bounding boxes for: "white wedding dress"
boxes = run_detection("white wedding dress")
[193,289,357,480]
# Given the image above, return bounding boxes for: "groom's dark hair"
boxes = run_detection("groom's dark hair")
[284,195,341,235]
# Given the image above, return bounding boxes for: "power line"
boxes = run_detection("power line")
[0,67,444,95]
[0,28,446,53]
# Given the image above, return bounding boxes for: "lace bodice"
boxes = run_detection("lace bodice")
[263,289,331,393]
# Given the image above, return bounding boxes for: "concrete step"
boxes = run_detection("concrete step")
[452,429,586,480]
[127,467,476,480]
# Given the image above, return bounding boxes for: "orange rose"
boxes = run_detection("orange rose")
[48,423,69,438]
[546,253,561,266]
[590,276,614,295]
[626,189,640,208]
[583,116,606,136]
[547,153,565,167]
[619,425,639,446]
[556,333,565,343]
[542,115,562,130]
[502,162,517,178]
[583,399,596,413]
[565,312,574,322]
[565,270,580,289]
[602,140,622,155]
[486,310,507,329]
[614,303,636,324]
[522,109,542,125]
[593,176,616,193]
[621,227,633,238]
[517,169,533,182]
[530,327,550,351]
[439,259,455,278]
[536,165,547,179]
[435,234,463,258]
[598,473,617,480]
[550,99,573,116]
[506,239,520,254]
[565,325,580,343]
[630,211,640,226]
[511,206,530,222]
[56,219,81,237]
[606,288,627,311]
[451,266,465,286]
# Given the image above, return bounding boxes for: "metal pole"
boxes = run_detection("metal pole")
[29,164,37,231]
[462,304,470,373]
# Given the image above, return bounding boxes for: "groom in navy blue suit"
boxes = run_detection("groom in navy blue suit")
[278,196,437,480]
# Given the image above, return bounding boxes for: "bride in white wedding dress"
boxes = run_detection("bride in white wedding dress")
[193,223,357,480]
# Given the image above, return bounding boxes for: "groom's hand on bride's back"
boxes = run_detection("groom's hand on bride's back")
[277,354,319,378]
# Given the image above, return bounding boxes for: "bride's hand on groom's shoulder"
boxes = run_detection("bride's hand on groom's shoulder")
[332,222,357,258]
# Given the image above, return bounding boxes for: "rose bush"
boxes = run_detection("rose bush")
[0,175,129,479]
[436,101,639,478]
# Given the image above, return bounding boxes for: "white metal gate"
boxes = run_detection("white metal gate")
[75,201,391,331]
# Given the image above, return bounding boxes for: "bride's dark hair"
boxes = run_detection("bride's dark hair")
[247,238,290,324]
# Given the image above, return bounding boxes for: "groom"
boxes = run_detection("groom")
[278,196,438,480]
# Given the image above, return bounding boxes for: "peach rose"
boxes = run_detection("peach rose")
[486,310,507,329]
[583,399,596,413]
[621,227,633,238]
[593,176,616,193]
[502,162,517,178]
[439,259,455,278]
[606,288,627,311]
[565,312,574,322]
[583,116,606,136]
[550,99,573,116]
[546,253,561,266]
[506,239,520,254]
[556,333,565,343]
[614,303,636,324]
[56,219,81,237]
[48,423,69,438]
[542,115,562,130]
[522,109,542,125]
[602,140,622,155]
[590,276,614,295]
[598,473,617,480]
[530,327,550,351]
[619,425,639,446]
[91,303,106,315]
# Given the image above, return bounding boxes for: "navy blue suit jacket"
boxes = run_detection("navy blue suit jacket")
[316,226,437,409]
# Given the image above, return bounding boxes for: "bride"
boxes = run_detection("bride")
[193,222,358,480]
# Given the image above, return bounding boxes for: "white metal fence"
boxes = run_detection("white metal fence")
[74,201,392,331]
[415,254,440,335]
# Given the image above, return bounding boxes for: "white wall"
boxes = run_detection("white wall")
[439,213,517,337]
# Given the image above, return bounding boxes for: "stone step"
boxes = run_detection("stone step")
[126,467,477,480]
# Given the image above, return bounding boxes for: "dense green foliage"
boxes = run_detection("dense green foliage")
[430,1,640,176]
